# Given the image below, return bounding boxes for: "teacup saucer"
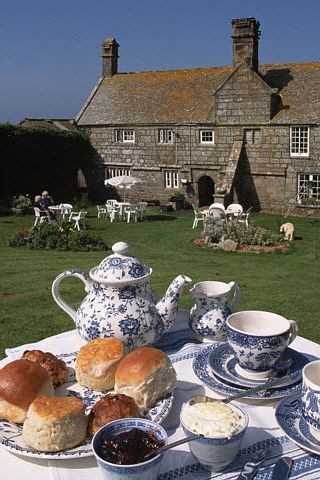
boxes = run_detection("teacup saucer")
[193,347,302,400]
[208,342,308,389]
[276,394,320,455]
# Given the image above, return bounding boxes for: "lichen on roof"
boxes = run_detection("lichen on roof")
[76,61,320,126]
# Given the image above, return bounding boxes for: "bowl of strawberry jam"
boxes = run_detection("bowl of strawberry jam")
[92,418,168,480]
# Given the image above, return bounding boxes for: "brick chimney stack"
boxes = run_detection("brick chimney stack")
[101,38,119,77]
[232,18,260,71]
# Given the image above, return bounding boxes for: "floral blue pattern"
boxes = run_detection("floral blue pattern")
[276,394,320,456]
[193,346,303,400]
[301,383,320,431]
[227,326,290,372]
[208,343,308,389]
[190,296,233,342]
[0,352,174,460]
[52,242,191,348]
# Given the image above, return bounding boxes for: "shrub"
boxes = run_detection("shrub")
[11,194,32,209]
[224,221,283,246]
[203,217,225,242]
[7,222,108,252]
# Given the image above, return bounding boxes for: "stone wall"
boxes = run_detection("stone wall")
[88,122,320,211]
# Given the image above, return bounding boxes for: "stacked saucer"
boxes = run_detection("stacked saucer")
[193,343,309,400]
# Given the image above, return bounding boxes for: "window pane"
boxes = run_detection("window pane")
[200,130,214,143]
[291,127,309,155]
[159,129,174,143]
[164,170,178,188]
[298,174,320,200]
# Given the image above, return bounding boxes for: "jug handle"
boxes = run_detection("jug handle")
[288,319,298,345]
[51,269,92,323]
[228,281,241,310]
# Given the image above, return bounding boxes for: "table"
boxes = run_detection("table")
[49,206,73,221]
[1,311,320,480]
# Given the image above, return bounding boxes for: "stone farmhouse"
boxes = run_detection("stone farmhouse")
[76,17,320,212]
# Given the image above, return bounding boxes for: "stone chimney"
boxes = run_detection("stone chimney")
[101,38,119,77]
[231,18,260,71]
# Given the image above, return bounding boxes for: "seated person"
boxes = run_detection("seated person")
[33,195,45,210]
[40,191,54,209]
[40,191,56,220]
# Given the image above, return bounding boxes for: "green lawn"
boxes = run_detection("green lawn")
[0,208,319,359]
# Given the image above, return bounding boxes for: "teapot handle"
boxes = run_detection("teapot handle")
[51,269,92,323]
[228,281,241,310]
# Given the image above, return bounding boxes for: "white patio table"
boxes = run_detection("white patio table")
[1,311,320,480]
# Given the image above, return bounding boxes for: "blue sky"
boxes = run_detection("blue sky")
[1,0,320,124]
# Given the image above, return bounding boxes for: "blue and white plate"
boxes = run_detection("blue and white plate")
[276,394,320,456]
[193,347,302,400]
[0,352,174,460]
[208,343,308,389]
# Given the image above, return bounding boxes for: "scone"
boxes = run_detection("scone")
[22,395,88,452]
[0,359,53,423]
[114,347,176,411]
[75,338,125,391]
[22,349,68,386]
[88,393,140,436]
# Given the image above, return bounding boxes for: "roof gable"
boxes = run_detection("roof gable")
[76,62,320,126]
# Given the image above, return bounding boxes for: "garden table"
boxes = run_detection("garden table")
[1,311,320,480]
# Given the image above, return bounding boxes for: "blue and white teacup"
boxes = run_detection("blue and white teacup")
[226,311,298,380]
[301,360,320,441]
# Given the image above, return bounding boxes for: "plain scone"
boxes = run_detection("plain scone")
[75,338,125,391]
[114,346,177,410]
[0,359,53,423]
[22,395,88,452]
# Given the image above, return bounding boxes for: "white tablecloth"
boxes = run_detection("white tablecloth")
[2,311,320,480]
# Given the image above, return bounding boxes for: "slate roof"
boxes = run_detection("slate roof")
[18,118,77,131]
[76,62,320,126]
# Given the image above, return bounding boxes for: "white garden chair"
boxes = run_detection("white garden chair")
[33,207,51,226]
[69,210,87,230]
[124,204,139,223]
[226,203,243,217]
[105,203,120,222]
[136,201,148,220]
[96,205,107,219]
[208,202,225,213]
[192,204,206,229]
[237,207,253,227]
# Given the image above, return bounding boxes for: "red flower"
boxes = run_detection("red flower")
[194,238,205,246]
[240,243,251,251]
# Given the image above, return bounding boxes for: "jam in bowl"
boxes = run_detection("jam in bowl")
[92,418,168,480]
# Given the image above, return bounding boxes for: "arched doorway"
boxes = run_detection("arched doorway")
[198,175,214,207]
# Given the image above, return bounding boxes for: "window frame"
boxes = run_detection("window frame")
[290,126,309,157]
[164,170,179,189]
[159,128,174,144]
[105,167,131,179]
[199,129,214,144]
[244,128,261,145]
[297,173,320,201]
[115,129,135,144]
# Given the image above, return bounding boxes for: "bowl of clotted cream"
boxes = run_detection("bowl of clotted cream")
[180,396,248,472]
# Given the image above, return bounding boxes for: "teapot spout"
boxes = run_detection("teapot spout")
[156,275,192,331]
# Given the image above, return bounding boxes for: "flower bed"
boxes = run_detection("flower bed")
[7,222,108,252]
[194,219,290,253]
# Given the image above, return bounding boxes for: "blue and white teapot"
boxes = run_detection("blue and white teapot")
[52,242,192,348]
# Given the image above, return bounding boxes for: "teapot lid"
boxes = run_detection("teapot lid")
[89,242,152,284]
